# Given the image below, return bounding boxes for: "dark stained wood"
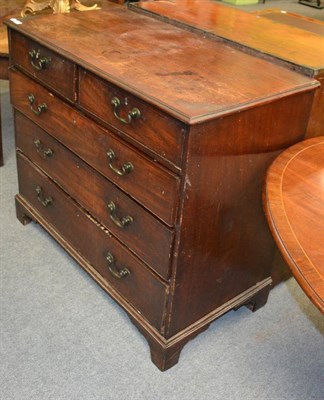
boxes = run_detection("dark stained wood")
[132,0,324,138]
[5,5,317,123]
[10,69,181,225]
[0,1,125,167]
[8,5,319,370]
[264,137,324,313]
[10,30,77,101]
[271,250,292,285]
[0,55,8,79]
[79,68,186,168]
[132,0,324,286]
[0,20,9,167]
[0,0,33,167]
[0,55,8,166]
[166,90,315,336]
[132,279,271,371]
[15,111,175,280]
[16,152,169,331]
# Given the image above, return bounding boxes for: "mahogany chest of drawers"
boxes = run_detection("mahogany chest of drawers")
[132,0,324,139]
[6,3,318,370]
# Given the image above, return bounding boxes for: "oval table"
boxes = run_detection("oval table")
[264,137,324,313]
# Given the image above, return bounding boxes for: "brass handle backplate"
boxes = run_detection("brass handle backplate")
[29,49,50,71]
[34,139,53,159]
[107,201,133,229]
[106,252,130,279]
[28,94,47,116]
[35,186,52,207]
[106,149,133,176]
[111,96,141,125]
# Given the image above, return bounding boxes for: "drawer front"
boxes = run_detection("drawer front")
[79,69,185,169]
[17,152,168,331]
[10,68,180,226]
[15,112,174,280]
[9,30,76,101]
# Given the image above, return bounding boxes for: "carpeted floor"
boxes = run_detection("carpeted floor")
[221,0,324,20]
[0,22,323,399]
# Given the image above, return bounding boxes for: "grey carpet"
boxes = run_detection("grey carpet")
[222,0,324,20]
[0,63,323,400]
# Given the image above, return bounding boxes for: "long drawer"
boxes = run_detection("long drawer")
[16,152,168,331]
[10,68,180,226]
[10,30,76,101]
[15,112,174,280]
[78,68,185,169]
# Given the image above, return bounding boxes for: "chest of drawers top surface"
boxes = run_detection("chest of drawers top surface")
[5,3,316,123]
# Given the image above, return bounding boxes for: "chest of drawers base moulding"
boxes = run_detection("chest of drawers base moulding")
[7,4,318,371]
[18,193,274,371]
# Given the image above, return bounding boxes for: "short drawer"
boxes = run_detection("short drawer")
[9,30,76,101]
[15,112,174,280]
[10,68,180,226]
[78,68,185,169]
[16,152,168,332]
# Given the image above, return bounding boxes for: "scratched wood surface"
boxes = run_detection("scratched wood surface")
[264,137,324,313]
[8,3,320,370]
[133,0,324,75]
[5,3,317,123]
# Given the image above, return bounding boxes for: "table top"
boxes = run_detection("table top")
[264,137,324,313]
[5,3,317,124]
[133,0,324,76]
[251,8,324,36]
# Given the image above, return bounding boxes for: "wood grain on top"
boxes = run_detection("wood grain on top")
[5,3,317,123]
[133,0,324,76]
[264,137,324,313]
[252,8,324,36]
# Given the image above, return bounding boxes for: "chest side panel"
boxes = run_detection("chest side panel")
[166,89,315,337]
